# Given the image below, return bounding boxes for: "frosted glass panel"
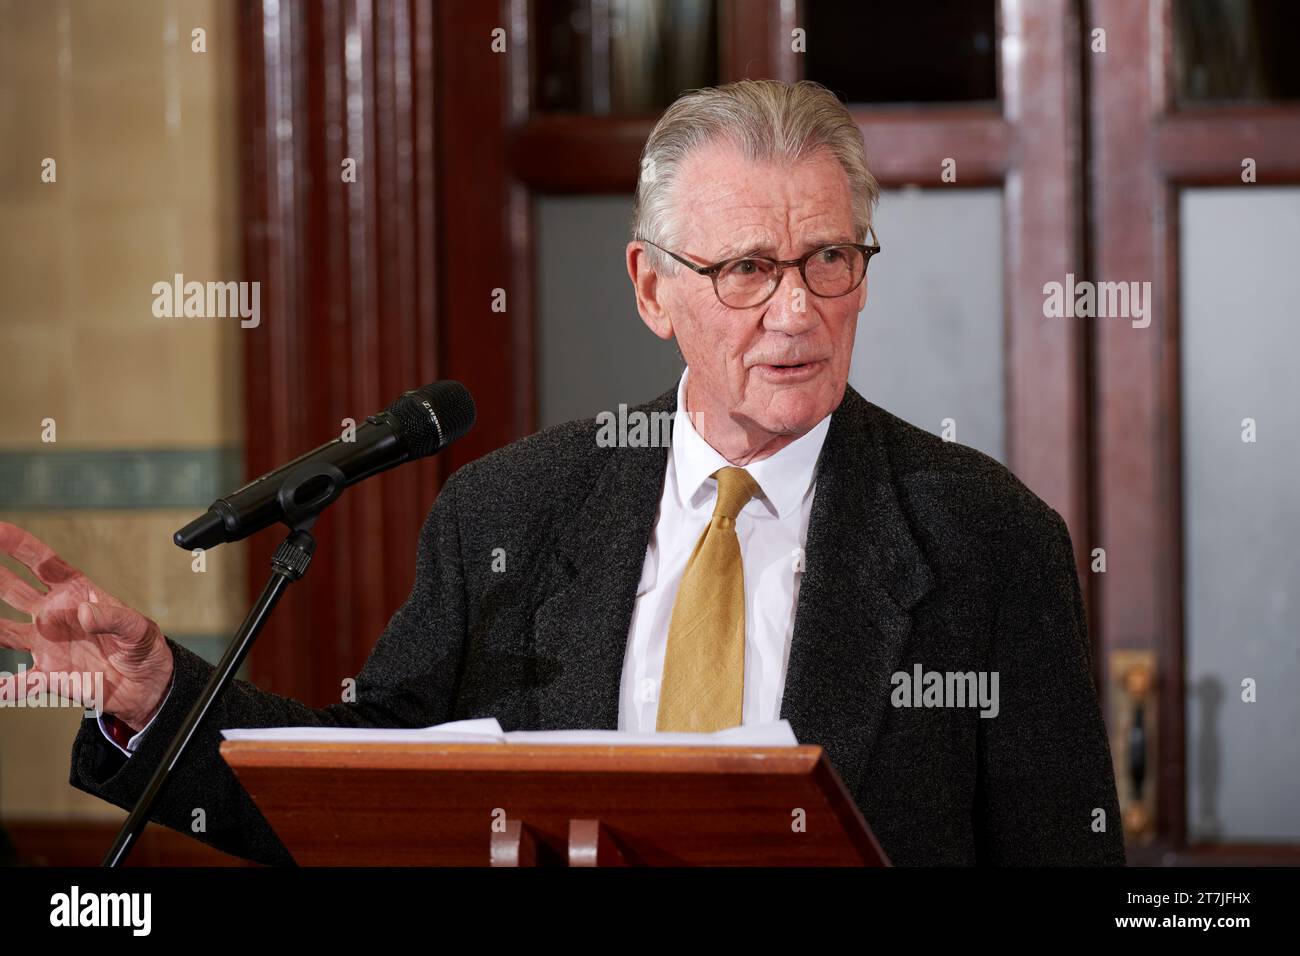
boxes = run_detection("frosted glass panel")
[849,188,1004,462]
[535,195,684,427]
[1182,187,1300,841]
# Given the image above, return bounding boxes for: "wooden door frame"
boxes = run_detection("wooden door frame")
[1090,0,1300,864]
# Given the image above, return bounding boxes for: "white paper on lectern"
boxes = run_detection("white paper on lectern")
[220,717,505,744]
[220,717,798,747]
[503,721,798,746]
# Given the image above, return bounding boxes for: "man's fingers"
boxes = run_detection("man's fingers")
[0,617,32,652]
[77,601,150,643]
[0,565,45,614]
[0,521,82,587]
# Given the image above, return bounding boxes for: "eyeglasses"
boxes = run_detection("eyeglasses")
[636,225,880,309]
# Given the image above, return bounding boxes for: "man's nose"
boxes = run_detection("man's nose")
[762,266,819,333]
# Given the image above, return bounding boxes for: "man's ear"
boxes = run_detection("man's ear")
[626,241,674,341]
[855,273,869,314]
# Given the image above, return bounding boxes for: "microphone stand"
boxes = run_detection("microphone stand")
[101,527,316,867]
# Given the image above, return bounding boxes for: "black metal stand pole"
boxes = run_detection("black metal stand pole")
[102,529,316,867]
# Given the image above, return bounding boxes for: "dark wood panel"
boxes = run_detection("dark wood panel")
[239,0,446,705]
[437,0,536,467]
[719,0,798,83]
[1156,108,1300,183]
[1089,0,1184,848]
[1000,0,1089,573]
[508,115,655,192]
[507,110,1010,194]
[852,109,1011,187]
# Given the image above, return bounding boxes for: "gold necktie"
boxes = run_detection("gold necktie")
[656,466,761,732]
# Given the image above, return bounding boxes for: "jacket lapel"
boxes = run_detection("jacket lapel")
[528,388,675,730]
[779,386,934,798]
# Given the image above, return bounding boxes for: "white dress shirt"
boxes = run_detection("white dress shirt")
[97,675,171,756]
[618,368,831,732]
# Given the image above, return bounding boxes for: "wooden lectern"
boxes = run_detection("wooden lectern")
[220,741,890,866]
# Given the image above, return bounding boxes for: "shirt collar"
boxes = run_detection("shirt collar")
[671,367,832,520]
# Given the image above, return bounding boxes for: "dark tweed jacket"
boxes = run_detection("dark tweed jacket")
[70,383,1125,866]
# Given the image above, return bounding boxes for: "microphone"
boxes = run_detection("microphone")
[174,381,475,550]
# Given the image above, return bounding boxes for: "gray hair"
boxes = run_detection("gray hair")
[631,79,879,273]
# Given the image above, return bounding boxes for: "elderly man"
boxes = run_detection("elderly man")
[1,80,1123,866]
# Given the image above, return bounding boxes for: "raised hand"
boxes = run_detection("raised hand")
[0,521,174,731]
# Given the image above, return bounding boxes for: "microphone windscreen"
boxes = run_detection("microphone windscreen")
[387,381,476,458]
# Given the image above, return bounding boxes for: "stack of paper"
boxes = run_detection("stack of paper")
[221,717,798,747]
